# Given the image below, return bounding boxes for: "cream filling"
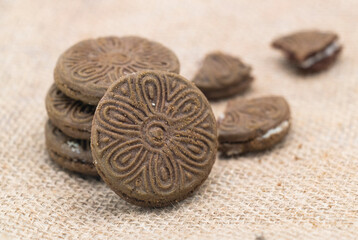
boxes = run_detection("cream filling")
[301,41,340,68]
[66,141,81,154]
[223,120,289,156]
[258,120,290,140]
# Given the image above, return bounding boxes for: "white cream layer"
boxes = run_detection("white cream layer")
[258,120,290,140]
[224,120,289,156]
[301,41,340,69]
[66,141,81,154]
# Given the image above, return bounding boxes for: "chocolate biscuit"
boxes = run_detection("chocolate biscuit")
[218,96,291,156]
[272,30,342,72]
[55,36,180,105]
[192,52,253,100]
[91,70,217,207]
[45,84,95,139]
[45,120,97,176]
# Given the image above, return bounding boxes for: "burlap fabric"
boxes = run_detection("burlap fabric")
[1,0,357,239]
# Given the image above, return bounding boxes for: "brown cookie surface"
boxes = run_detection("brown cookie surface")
[45,120,97,176]
[55,36,180,105]
[45,84,95,139]
[218,96,290,156]
[91,70,217,207]
[272,30,342,72]
[192,52,253,100]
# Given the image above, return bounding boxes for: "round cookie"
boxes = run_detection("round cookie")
[45,84,95,139]
[192,52,253,100]
[55,36,180,105]
[45,120,97,176]
[218,96,291,156]
[91,70,217,207]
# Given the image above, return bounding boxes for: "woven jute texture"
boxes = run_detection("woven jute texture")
[1,0,358,239]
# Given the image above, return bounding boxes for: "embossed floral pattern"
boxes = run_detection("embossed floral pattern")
[47,84,95,124]
[55,36,180,104]
[91,71,217,206]
[46,84,95,139]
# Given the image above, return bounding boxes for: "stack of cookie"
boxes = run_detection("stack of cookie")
[45,36,219,207]
[45,36,180,176]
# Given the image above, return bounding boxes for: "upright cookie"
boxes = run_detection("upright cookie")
[192,52,253,100]
[55,36,180,105]
[45,120,97,176]
[45,84,95,139]
[91,70,217,207]
[272,30,342,72]
[218,96,290,156]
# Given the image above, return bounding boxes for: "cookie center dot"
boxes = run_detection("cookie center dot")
[148,126,164,142]
[141,117,170,149]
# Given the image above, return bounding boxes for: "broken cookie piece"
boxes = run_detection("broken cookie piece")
[218,96,291,156]
[272,30,342,72]
[192,52,253,100]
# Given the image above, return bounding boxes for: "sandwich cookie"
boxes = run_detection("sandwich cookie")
[218,96,291,156]
[192,52,253,100]
[272,30,342,72]
[91,70,217,207]
[55,36,180,105]
[45,120,97,176]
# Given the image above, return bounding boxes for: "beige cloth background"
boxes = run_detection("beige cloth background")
[1,0,358,239]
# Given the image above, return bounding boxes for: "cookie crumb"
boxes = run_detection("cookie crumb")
[255,234,266,240]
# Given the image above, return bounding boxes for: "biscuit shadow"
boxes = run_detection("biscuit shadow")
[64,168,102,182]
[272,57,342,79]
[87,177,215,217]
[217,136,291,161]
[45,153,102,182]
